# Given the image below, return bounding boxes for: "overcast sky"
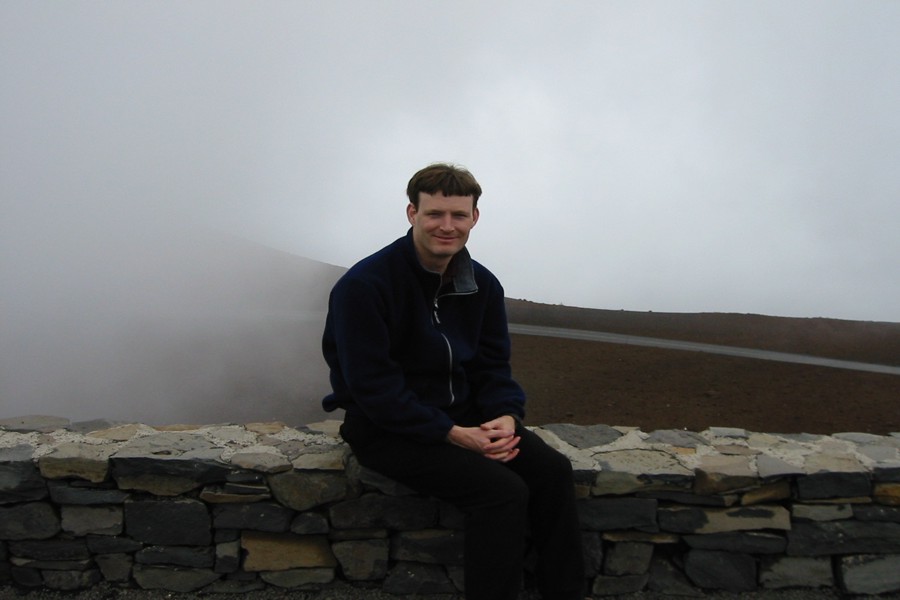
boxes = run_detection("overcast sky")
[3,1,899,323]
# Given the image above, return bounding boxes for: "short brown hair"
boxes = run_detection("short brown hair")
[406,163,482,209]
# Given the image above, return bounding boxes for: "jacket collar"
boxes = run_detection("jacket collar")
[403,229,477,295]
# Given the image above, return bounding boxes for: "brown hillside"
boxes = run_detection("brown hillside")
[506,300,900,435]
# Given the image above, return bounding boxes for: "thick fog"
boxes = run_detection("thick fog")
[3,2,900,424]
[0,218,344,425]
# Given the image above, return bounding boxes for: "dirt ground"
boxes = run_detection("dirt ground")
[506,302,900,436]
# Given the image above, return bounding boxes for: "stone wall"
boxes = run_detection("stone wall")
[2,415,900,596]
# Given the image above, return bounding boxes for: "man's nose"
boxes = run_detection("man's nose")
[439,215,454,230]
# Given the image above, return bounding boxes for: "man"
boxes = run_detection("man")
[322,163,584,600]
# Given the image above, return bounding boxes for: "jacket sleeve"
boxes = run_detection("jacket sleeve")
[327,275,456,443]
[468,275,527,422]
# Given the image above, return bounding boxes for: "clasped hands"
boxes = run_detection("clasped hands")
[446,415,520,463]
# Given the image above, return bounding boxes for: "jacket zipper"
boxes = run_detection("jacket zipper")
[432,295,455,405]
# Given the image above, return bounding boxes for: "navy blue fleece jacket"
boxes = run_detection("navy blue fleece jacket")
[321,230,526,443]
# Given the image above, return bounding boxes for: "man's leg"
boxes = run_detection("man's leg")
[345,426,529,600]
[506,426,585,600]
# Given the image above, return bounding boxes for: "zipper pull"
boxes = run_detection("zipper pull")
[433,298,441,324]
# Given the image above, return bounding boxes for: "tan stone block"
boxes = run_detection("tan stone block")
[230,451,292,473]
[874,482,900,505]
[242,532,336,571]
[86,424,146,441]
[38,442,114,482]
[742,480,791,505]
[246,422,288,435]
[693,455,757,495]
[291,446,349,471]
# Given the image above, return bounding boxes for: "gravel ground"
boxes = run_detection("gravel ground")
[3,582,900,600]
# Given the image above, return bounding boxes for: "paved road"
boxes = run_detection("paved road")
[508,323,900,376]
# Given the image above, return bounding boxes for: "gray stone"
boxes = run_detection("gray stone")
[214,528,240,543]
[291,444,349,471]
[214,540,241,573]
[0,415,69,433]
[391,529,464,565]
[759,556,833,589]
[135,545,215,568]
[290,512,330,534]
[206,577,266,594]
[111,433,229,493]
[639,489,736,507]
[645,429,708,448]
[7,539,90,560]
[67,419,124,434]
[577,497,658,531]
[693,455,758,495]
[603,541,653,575]
[0,502,59,540]
[328,528,388,541]
[268,470,349,511]
[592,572,650,595]
[124,498,211,546]
[10,565,42,586]
[792,503,852,522]
[329,493,438,530]
[85,535,142,554]
[212,501,293,532]
[0,445,47,504]
[684,531,787,554]
[542,423,622,448]
[225,470,267,484]
[383,561,457,595]
[658,504,790,534]
[840,554,900,595]
[594,449,693,495]
[684,549,756,592]
[42,569,102,590]
[46,480,129,505]
[854,504,900,522]
[874,463,900,482]
[94,553,132,582]
[229,450,292,473]
[38,442,115,483]
[756,454,805,479]
[787,521,900,556]
[796,471,871,499]
[707,427,748,439]
[856,443,900,462]
[647,557,701,596]
[61,505,122,536]
[331,539,390,580]
[260,567,334,589]
[199,484,271,503]
[581,532,604,577]
[9,557,92,571]
[833,432,893,444]
[132,564,221,592]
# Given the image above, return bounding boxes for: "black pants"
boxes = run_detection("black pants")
[341,415,585,600]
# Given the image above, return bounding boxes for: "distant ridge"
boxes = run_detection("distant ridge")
[505,298,900,367]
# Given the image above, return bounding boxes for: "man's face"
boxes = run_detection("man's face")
[407,191,479,273]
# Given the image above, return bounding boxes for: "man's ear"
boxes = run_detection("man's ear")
[472,206,480,226]
[406,203,417,225]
